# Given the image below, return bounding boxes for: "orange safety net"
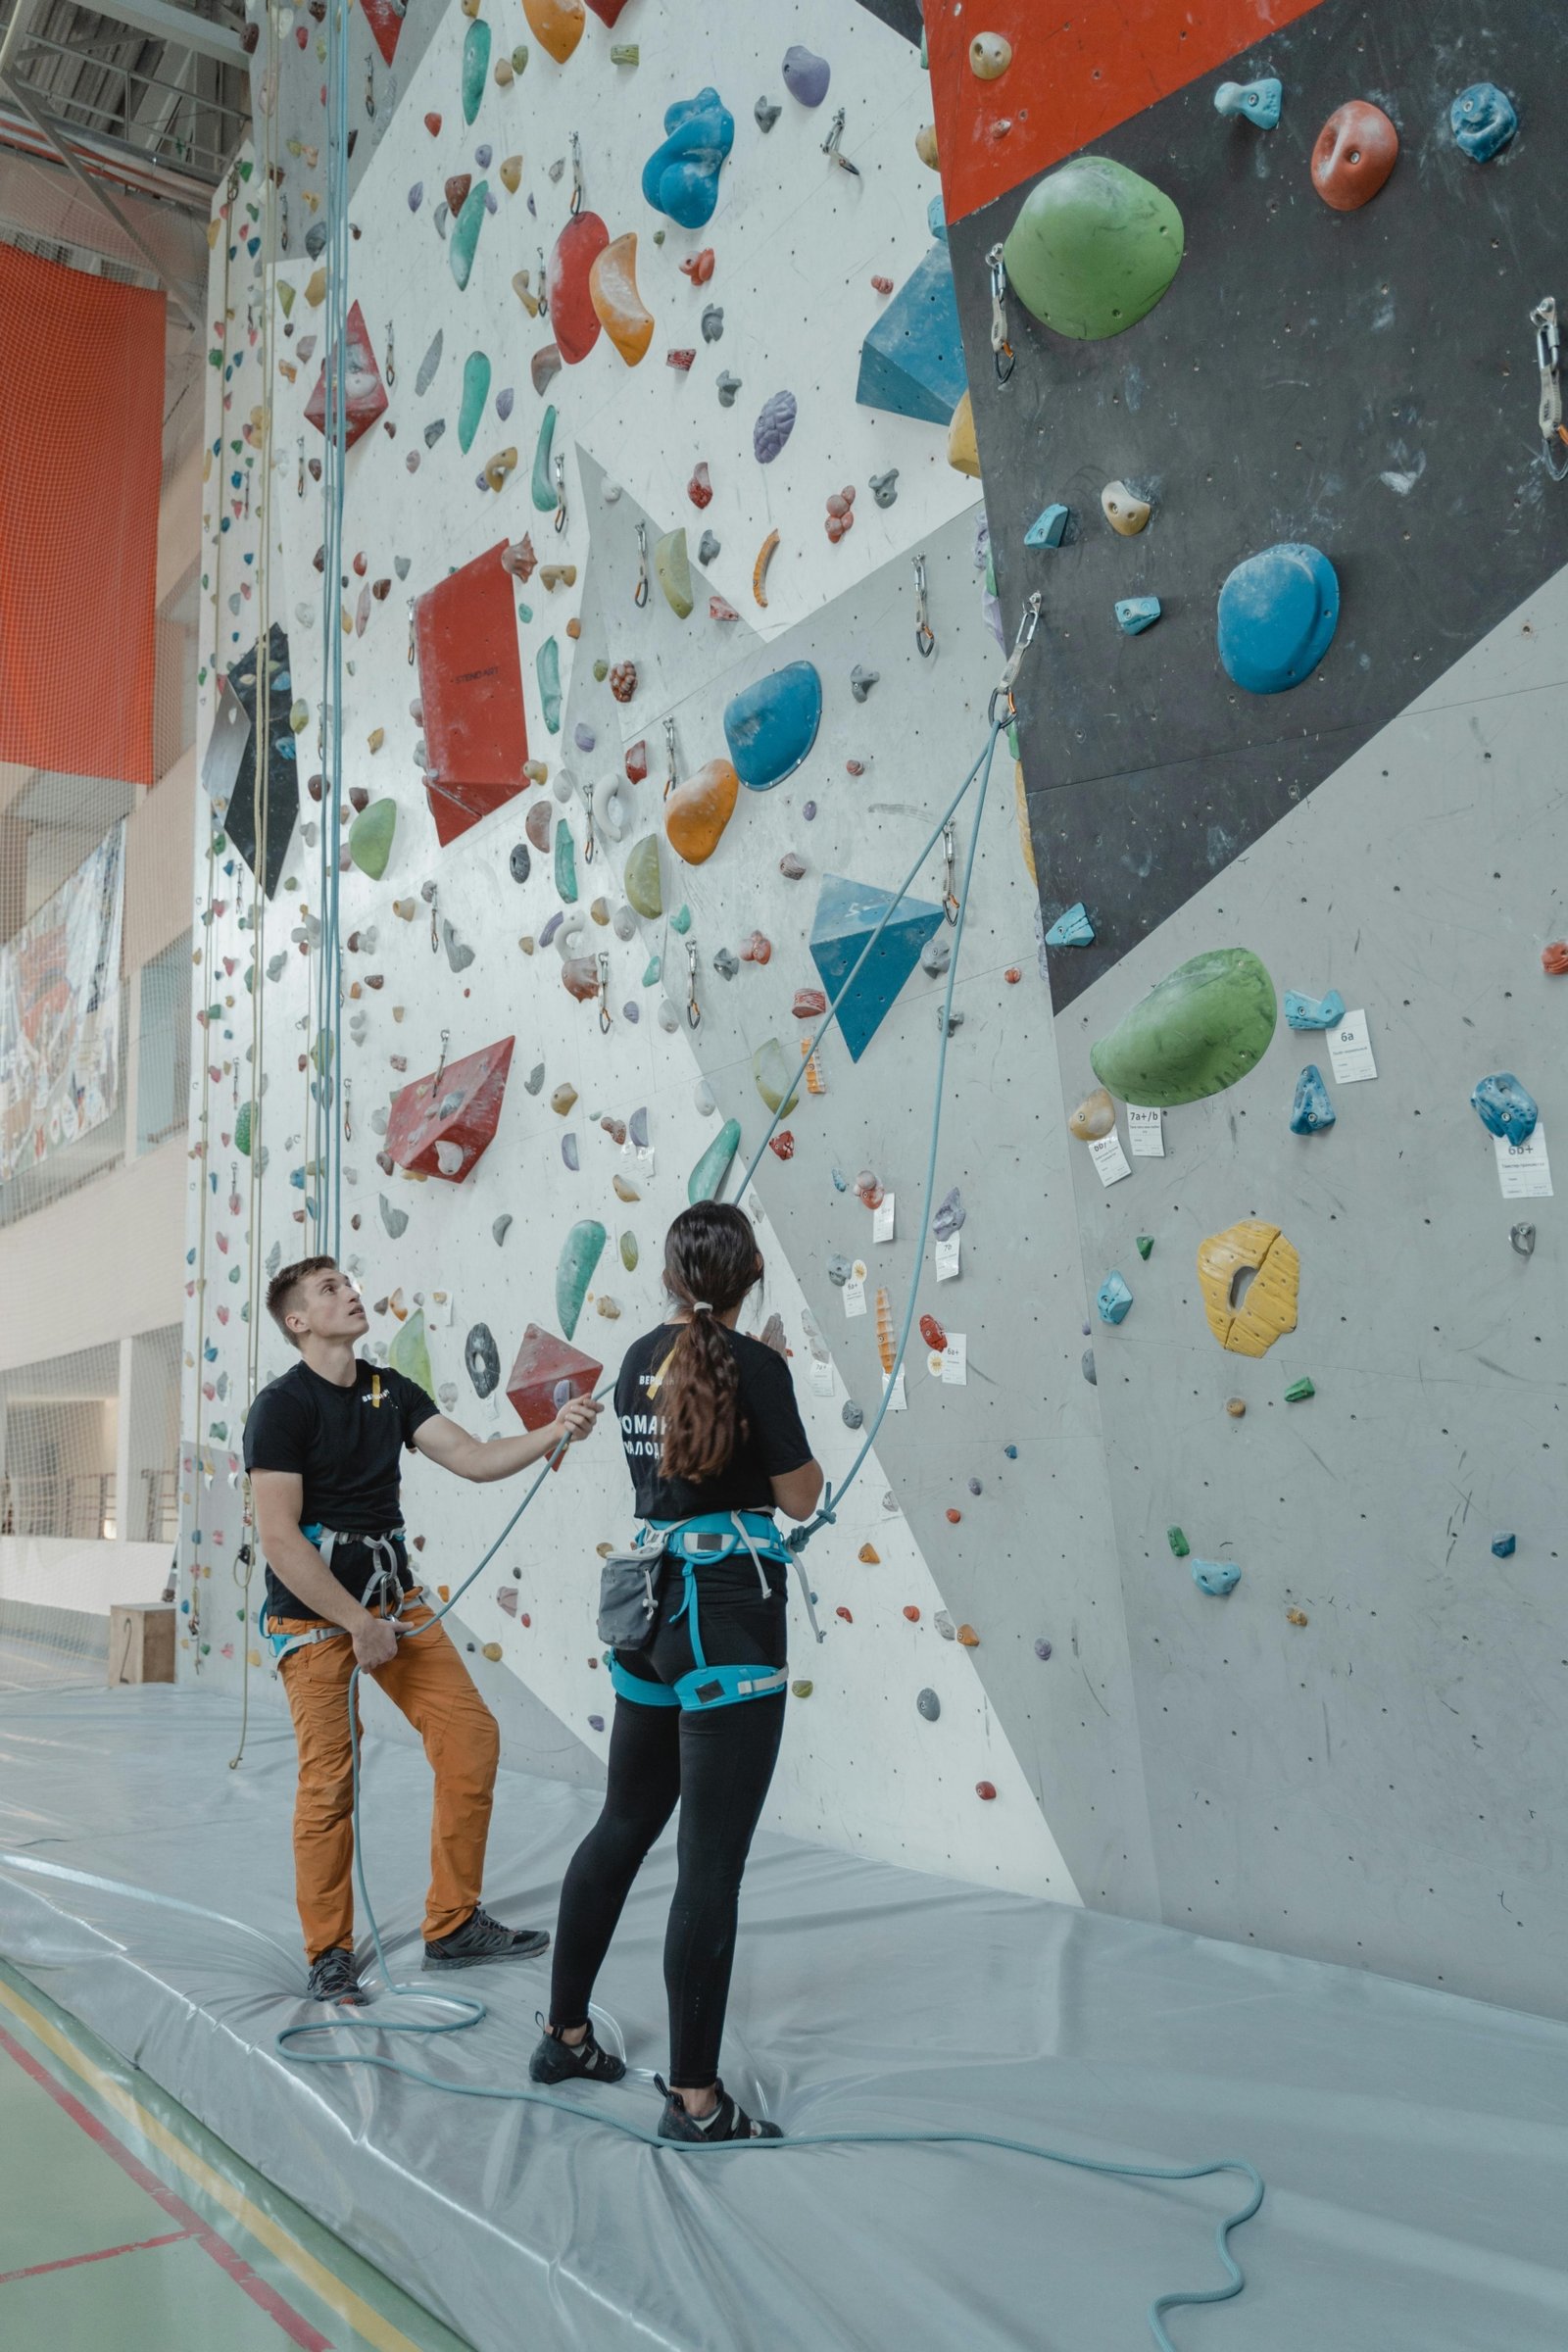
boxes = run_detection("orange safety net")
[0,243,165,786]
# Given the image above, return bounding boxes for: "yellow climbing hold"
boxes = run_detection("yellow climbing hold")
[753,528,779,608]
[500,154,522,192]
[1196,1220,1300,1357]
[947,388,980,477]
[484,447,518,491]
[1013,761,1036,884]
[858,1543,880,1564]
[305,266,327,308]
[481,1641,504,1661]
[915,122,939,170]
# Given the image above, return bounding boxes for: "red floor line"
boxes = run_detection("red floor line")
[0,2021,332,2351]
[0,2228,192,2283]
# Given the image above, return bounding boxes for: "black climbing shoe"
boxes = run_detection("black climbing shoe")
[656,2076,783,2142]
[422,1903,550,1972]
[529,2014,627,2085]
[306,1946,367,2005]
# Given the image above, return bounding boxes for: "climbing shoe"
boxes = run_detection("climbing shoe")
[529,2014,627,2085]
[422,1903,550,1971]
[306,1946,367,2005]
[655,2076,783,2142]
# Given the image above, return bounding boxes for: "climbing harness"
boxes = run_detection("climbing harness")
[1533,297,1568,479]
[986,242,1015,384]
[912,552,935,658]
[258,1526,411,1673]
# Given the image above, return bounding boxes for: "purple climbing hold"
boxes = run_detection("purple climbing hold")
[588,1713,605,1732]
[629,1106,650,1147]
[562,1134,580,1171]
[539,909,564,949]
[408,182,423,212]
[475,143,492,167]
[934,1186,965,1241]
[803,800,817,821]
[496,385,514,420]
[753,389,798,465]
[1034,1638,1053,1661]
[781,43,830,108]
[573,722,596,752]
[622,1002,640,1023]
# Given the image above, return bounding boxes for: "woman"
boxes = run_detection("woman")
[530,1200,824,2140]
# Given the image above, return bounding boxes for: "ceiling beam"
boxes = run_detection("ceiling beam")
[50,0,248,69]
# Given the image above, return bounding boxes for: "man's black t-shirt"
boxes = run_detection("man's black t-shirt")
[243,1357,438,1619]
[614,1322,812,1523]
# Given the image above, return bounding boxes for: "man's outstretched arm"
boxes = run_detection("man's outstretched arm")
[413,1392,602,1483]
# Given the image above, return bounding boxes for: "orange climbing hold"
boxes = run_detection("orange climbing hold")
[588,231,655,366]
[875,1287,897,1375]
[947,1510,963,1527]
[858,1544,880,1564]
[902,1604,919,1621]
[800,1044,826,1095]
[753,529,780,608]
[522,0,585,66]
[664,758,739,864]
[956,1622,979,1644]
[681,247,715,284]
[1542,941,1568,975]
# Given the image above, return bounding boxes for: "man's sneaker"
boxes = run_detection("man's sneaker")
[306,1946,367,2005]
[655,2076,783,2142]
[421,1903,550,1972]
[529,2013,627,2085]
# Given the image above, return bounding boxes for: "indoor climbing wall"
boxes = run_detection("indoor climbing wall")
[933,0,1568,2016]
[181,0,1172,1908]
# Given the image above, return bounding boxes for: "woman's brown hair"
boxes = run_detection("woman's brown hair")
[657,1201,761,1481]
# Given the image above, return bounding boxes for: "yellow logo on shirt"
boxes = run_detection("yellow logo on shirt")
[367,1372,382,1408]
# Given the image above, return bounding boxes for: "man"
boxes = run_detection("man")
[244,1254,601,2005]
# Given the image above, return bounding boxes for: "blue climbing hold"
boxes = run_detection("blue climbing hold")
[1097,1271,1133,1326]
[640,87,735,230]
[1491,1532,1517,1559]
[855,243,966,426]
[1115,596,1161,635]
[1216,543,1339,695]
[1192,1559,1241,1597]
[1045,903,1095,949]
[722,662,822,791]
[927,191,948,244]
[1284,987,1345,1030]
[1024,503,1070,549]
[808,873,946,1062]
[1213,77,1282,129]
[1290,1064,1336,1135]
[1471,1072,1539,1146]
[1450,82,1517,164]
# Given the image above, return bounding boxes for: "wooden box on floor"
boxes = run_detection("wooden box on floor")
[109,1601,175,1686]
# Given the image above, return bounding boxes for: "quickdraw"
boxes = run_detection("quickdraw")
[1533,297,1568,480]
[986,242,1014,385]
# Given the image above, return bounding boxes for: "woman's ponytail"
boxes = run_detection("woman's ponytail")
[657,1202,761,1481]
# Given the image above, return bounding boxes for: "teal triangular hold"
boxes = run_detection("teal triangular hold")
[808,873,946,1062]
[855,244,965,426]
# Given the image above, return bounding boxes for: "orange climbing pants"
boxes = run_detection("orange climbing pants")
[276,1598,500,1959]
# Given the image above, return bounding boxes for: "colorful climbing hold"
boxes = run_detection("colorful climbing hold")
[808,874,946,1061]
[1024,504,1070,549]
[348,798,396,878]
[1284,988,1346,1030]
[1002,156,1184,340]
[461,18,491,122]
[1097,1272,1133,1326]
[624,835,662,919]
[1192,1560,1241,1597]
[688,1118,741,1203]
[641,87,735,229]
[654,528,694,618]
[548,210,611,366]
[1311,100,1398,211]
[1217,543,1340,694]
[1214,76,1282,129]
[589,232,654,366]
[1068,1087,1115,1141]
[1115,597,1161,635]
[556,1220,607,1341]
[1290,1064,1336,1135]
[723,662,822,790]
[1472,1073,1539,1146]
[1285,1377,1315,1403]
[857,245,966,427]
[753,389,797,465]
[1450,82,1517,163]
[522,0,584,67]
[458,350,491,453]
[1196,1221,1299,1357]
[449,181,489,290]
[1091,947,1277,1107]
[1167,1527,1190,1557]
[388,1307,435,1398]
[781,44,829,107]
[752,530,780,607]
[531,406,558,510]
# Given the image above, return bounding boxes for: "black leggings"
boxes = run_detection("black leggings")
[549,1690,786,2086]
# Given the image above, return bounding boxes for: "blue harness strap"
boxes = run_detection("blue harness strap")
[609,1509,793,1712]
[260,1522,408,1674]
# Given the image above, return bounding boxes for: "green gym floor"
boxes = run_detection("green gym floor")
[0,1952,473,2352]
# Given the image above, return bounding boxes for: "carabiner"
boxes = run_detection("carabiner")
[365,59,375,120]
[986,243,1014,385]
[569,130,584,216]
[553,453,567,535]
[663,714,678,799]
[686,941,701,1030]
[912,553,935,659]
[634,520,650,608]
[821,107,859,176]
[988,590,1042,724]
[598,951,612,1032]
[582,797,597,864]
[279,193,289,255]
[406,598,416,665]
[1533,296,1568,477]
[535,250,549,322]
[431,1025,450,1093]
[382,319,395,389]
[941,822,959,925]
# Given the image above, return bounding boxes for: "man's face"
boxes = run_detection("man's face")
[290,1265,368,1345]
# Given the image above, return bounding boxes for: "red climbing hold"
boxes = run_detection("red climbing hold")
[740,930,771,963]
[507,1324,604,1431]
[624,739,648,784]
[975,1782,997,1801]
[903,1605,920,1622]
[688,461,713,509]
[680,247,715,284]
[792,988,827,1019]
[609,661,637,704]
[870,274,893,294]
[548,211,612,368]
[768,1131,795,1160]
[710,595,740,621]
[945,1507,962,1524]
[1543,941,1568,975]
[303,301,388,449]
[1310,99,1398,212]
[919,1313,947,1351]
[386,1035,515,1183]
[1004,965,1021,985]
[423,111,442,135]
[836,1605,853,1623]
[444,173,471,215]
[665,348,697,370]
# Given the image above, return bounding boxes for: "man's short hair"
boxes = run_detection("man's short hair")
[266,1254,339,1346]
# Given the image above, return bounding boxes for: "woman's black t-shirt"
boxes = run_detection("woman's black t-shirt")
[614,1322,812,1523]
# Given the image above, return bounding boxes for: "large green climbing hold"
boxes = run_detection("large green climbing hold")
[537,636,562,733]
[624,833,662,919]
[461,18,491,124]
[688,1117,741,1203]
[554,816,577,901]
[654,528,693,618]
[459,350,491,453]
[450,180,489,292]
[235,1100,255,1155]
[388,1309,435,1399]
[1002,156,1184,341]
[751,1038,800,1116]
[348,797,397,878]
[531,405,557,510]
[1091,948,1276,1107]
[557,1219,608,1341]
